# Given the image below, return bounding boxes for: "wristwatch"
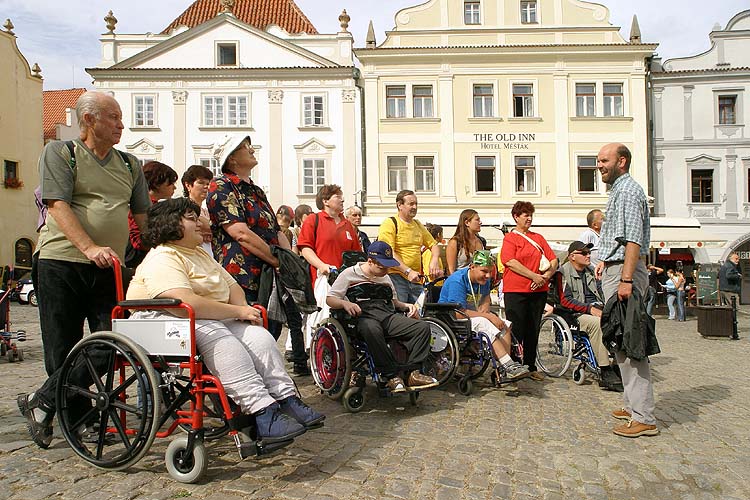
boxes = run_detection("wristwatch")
[404,267,412,274]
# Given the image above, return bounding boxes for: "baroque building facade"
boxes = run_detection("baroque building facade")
[650,9,750,298]
[355,0,658,245]
[87,0,362,210]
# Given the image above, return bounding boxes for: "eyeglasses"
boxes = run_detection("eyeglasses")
[183,213,199,222]
[573,250,591,256]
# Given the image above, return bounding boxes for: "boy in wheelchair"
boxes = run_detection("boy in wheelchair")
[125,199,325,444]
[326,241,439,393]
[438,250,530,380]
[554,241,623,391]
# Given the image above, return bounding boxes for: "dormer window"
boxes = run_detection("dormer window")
[216,42,238,66]
[520,1,537,24]
[464,1,481,25]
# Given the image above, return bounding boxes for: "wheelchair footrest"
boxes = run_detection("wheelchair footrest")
[237,439,294,459]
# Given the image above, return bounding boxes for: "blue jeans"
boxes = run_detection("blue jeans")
[666,293,677,319]
[675,290,686,321]
[389,273,423,304]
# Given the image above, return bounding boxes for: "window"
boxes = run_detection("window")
[414,157,435,192]
[513,84,534,117]
[413,86,434,118]
[464,1,481,24]
[691,169,713,203]
[515,156,536,192]
[603,83,624,117]
[719,95,737,125]
[520,1,537,24]
[133,95,156,127]
[303,95,326,126]
[475,156,496,192]
[577,156,599,192]
[200,158,220,178]
[473,84,494,117]
[575,84,596,117]
[203,95,248,127]
[4,160,18,182]
[217,42,237,66]
[386,86,406,118]
[302,159,326,195]
[387,156,408,192]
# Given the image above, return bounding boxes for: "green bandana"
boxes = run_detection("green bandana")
[471,249,495,267]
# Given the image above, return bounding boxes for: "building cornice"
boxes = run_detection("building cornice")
[355,43,657,59]
[86,66,357,81]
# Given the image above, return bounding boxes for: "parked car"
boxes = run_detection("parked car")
[16,279,36,307]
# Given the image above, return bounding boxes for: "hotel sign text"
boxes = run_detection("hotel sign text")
[474,133,536,150]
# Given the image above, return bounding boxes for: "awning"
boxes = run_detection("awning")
[649,227,725,249]
[656,252,694,261]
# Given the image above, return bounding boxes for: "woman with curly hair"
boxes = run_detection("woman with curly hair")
[500,201,558,380]
[127,198,324,445]
[445,209,486,275]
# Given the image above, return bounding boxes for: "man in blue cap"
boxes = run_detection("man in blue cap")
[327,241,438,392]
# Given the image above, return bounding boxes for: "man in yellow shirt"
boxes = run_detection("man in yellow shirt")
[377,190,442,302]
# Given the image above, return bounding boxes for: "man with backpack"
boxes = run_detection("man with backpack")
[18,91,150,449]
[377,190,443,303]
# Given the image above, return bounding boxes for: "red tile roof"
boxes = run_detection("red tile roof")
[42,88,86,141]
[162,0,318,35]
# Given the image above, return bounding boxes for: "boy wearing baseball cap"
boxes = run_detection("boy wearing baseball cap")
[327,241,438,392]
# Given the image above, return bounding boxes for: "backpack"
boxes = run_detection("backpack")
[35,141,134,231]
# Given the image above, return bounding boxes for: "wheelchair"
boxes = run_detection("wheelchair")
[54,259,292,483]
[537,308,602,384]
[418,278,526,396]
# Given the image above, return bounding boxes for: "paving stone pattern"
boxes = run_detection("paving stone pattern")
[1,304,749,499]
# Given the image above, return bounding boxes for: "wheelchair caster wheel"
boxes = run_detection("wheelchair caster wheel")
[573,364,586,385]
[409,392,419,406]
[165,437,208,484]
[15,348,23,362]
[342,387,365,413]
[457,377,473,396]
[6,348,15,363]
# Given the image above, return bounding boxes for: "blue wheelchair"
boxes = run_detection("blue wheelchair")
[537,309,602,384]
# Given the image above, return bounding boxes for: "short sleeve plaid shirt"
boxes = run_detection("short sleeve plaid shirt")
[599,173,650,262]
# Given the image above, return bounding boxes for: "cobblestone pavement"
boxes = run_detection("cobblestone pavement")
[1,303,749,500]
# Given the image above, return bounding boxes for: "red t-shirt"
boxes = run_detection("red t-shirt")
[296,211,362,284]
[500,230,556,293]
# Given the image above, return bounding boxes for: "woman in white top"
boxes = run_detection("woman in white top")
[445,209,486,275]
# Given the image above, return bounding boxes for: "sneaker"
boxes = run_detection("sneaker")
[279,396,325,429]
[613,419,659,438]
[599,367,624,392]
[385,376,406,393]
[76,424,117,445]
[253,402,306,444]
[17,393,53,449]
[502,361,530,380]
[528,371,545,381]
[292,363,311,376]
[611,408,632,421]
[406,371,439,390]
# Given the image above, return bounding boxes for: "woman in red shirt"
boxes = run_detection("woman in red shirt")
[500,201,558,380]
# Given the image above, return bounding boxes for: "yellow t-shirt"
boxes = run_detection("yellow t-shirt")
[126,244,236,303]
[377,216,436,278]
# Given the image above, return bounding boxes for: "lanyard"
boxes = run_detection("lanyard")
[468,270,481,309]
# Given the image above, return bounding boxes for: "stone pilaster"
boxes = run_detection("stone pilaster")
[172,90,187,172]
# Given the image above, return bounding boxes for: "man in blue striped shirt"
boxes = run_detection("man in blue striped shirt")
[594,143,658,438]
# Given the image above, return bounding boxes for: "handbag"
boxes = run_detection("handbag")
[512,230,551,272]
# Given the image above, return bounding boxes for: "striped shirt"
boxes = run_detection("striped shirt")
[599,173,650,262]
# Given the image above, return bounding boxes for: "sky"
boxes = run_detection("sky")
[2,0,748,90]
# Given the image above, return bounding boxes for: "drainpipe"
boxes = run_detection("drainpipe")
[354,68,367,215]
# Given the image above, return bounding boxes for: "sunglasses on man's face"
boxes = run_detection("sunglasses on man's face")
[573,250,591,256]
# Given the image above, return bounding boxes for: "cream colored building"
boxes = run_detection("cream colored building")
[87,1,362,210]
[355,0,657,245]
[0,21,42,280]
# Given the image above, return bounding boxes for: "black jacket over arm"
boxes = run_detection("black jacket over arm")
[601,287,660,361]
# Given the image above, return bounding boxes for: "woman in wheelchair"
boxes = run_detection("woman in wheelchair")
[439,250,530,380]
[126,198,324,444]
[326,241,439,393]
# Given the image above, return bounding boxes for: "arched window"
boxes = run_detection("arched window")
[14,238,33,268]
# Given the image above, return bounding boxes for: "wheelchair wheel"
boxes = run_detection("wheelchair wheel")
[422,317,459,387]
[457,376,473,396]
[56,331,161,471]
[536,315,573,378]
[310,319,352,401]
[165,436,208,484]
[342,387,365,413]
[573,364,586,385]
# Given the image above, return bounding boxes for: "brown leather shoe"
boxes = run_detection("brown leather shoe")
[611,408,632,421]
[528,371,545,381]
[386,377,406,393]
[613,419,659,438]
[406,371,439,390]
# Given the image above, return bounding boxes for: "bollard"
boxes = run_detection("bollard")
[731,295,740,340]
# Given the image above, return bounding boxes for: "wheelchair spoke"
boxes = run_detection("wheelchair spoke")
[80,345,108,393]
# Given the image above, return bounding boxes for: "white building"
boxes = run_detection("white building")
[650,9,750,297]
[87,0,362,210]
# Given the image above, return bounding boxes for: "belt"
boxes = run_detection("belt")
[604,256,647,266]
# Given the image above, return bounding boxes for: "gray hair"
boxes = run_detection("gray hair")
[345,205,362,217]
[75,91,113,129]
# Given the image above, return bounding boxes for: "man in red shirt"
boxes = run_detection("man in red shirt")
[297,184,362,285]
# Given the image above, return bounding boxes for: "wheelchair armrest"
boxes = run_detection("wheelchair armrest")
[423,302,461,311]
[118,298,183,308]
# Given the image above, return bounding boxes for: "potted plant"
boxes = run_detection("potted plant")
[3,178,24,189]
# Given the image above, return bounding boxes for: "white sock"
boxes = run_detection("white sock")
[32,407,50,422]
[499,354,513,366]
